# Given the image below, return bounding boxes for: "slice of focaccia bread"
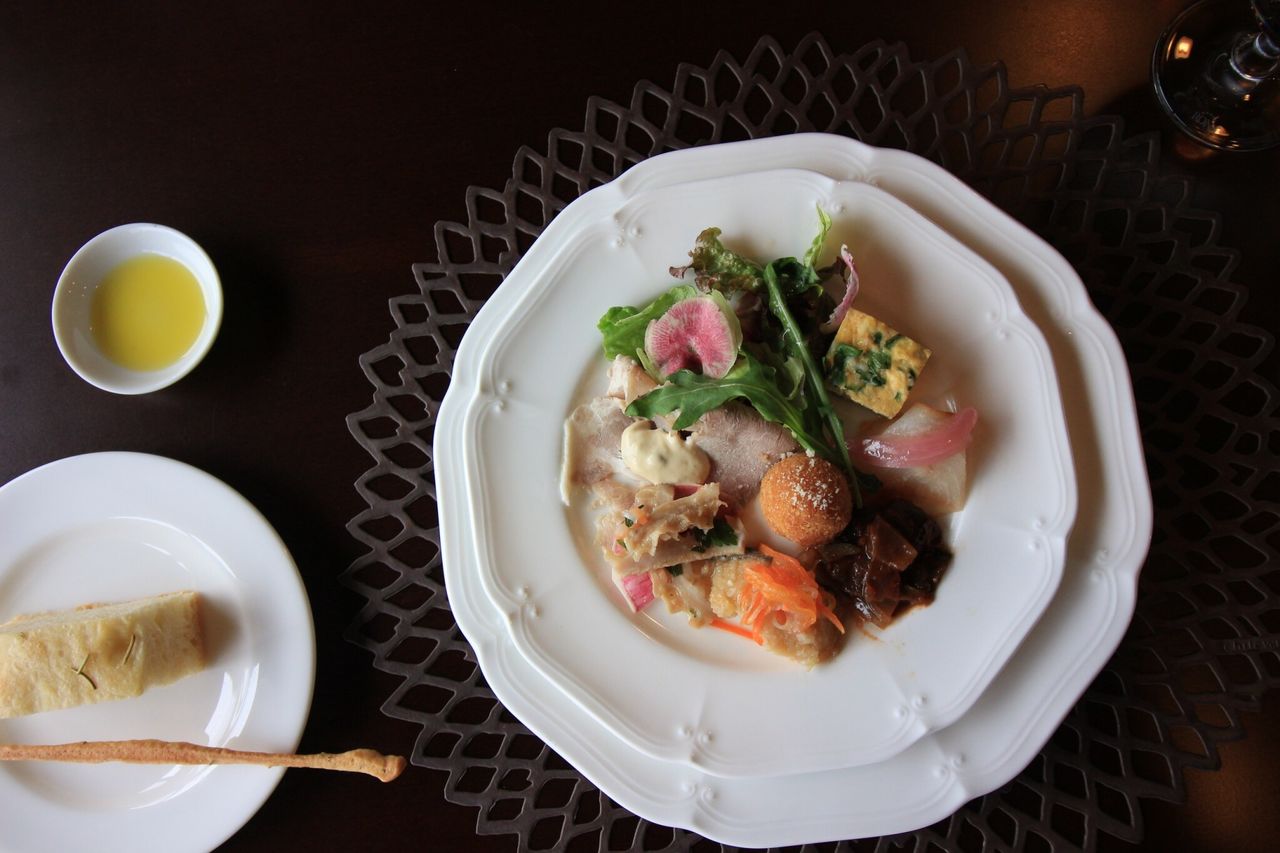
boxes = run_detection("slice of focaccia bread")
[0,591,205,719]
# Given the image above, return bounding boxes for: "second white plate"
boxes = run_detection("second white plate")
[0,453,315,853]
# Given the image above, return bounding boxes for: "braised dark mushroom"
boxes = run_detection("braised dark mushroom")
[815,499,952,628]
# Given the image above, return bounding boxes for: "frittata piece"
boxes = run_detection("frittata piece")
[824,308,930,418]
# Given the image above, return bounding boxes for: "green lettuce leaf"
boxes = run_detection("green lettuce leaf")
[678,227,763,292]
[597,284,698,361]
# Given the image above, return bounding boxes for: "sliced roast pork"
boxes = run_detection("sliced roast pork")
[560,396,636,505]
[689,403,799,508]
[606,355,658,407]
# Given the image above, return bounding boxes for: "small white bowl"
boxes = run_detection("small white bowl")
[52,223,223,394]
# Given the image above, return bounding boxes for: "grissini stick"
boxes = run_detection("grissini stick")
[0,740,407,782]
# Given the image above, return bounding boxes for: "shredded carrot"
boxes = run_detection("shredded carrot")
[710,617,762,644]
[737,545,846,642]
[818,591,845,634]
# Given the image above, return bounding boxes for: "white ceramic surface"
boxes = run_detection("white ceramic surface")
[448,171,1076,778]
[0,453,315,853]
[52,223,223,394]
[439,134,1151,844]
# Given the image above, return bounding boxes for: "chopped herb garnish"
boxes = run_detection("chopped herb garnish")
[121,633,137,665]
[72,653,96,690]
[856,348,892,388]
[666,564,684,577]
[828,344,862,385]
[831,341,893,392]
[623,517,634,527]
[691,518,738,553]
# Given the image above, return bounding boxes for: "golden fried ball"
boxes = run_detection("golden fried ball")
[760,454,852,548]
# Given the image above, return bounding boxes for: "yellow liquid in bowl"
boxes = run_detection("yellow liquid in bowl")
[89,254,207,371]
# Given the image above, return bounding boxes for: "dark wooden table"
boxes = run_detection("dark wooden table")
[1,2,1275,851]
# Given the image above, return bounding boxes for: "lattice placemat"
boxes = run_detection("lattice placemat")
[343,33,1279,851]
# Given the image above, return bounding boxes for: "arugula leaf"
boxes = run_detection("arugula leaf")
[761,260,860,502]
[747,341,806,400]
[768,256,820,297]
[625,353,832,456]
[597,284,698,361]
[802,206,833,271]
[675,227,763,292]
[770,261,835,355]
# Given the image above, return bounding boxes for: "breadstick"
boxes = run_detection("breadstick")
[0,740,407,782]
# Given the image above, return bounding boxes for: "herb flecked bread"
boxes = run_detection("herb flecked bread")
[0,591,205,719]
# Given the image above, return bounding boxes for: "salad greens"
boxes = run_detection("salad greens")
[626,352,830,454]
[760,259,855,481]
[670,228,762,292]
[598,284,698,361]
[600,209,871,505]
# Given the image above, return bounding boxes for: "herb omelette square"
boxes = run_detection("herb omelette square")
[824,308,930,418]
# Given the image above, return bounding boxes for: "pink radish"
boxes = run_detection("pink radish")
[643,294,742,379]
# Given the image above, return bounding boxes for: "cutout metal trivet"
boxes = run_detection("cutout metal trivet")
[344,33,1279,852]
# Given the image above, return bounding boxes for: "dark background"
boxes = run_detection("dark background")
[0,2,1276,850]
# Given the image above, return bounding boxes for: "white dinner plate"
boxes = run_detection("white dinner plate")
[447,168,1076,778]
[0,453,315,853]
[439,134,1151,844]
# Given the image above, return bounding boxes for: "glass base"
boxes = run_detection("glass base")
[1153,0,1280,151]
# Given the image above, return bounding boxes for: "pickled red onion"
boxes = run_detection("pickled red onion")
[620,572,655,611]
[820,244,860,333]
[855,407,978,468]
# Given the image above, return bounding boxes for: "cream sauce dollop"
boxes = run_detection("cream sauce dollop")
[620,421,710,485]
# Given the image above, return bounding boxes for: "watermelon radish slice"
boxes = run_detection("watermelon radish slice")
[643,293,742,379]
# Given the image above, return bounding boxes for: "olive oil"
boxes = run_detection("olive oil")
[89,254,206,371]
